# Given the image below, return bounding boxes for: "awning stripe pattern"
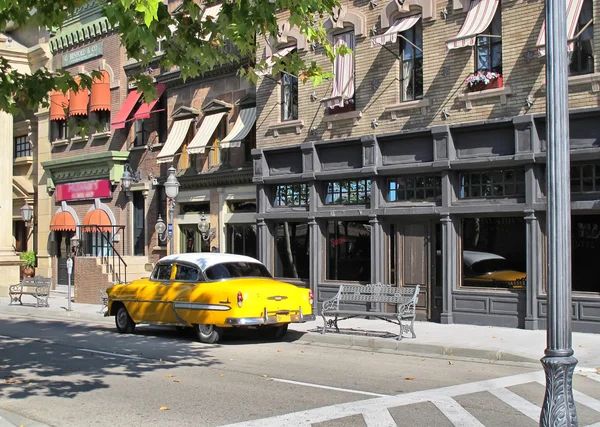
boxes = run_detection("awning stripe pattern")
[90,70,111,112]
[133,84,167,120]
[50,211,76,231]
[446,0,500,50]
[371,15,421,47]
[256,46,296,77]
[49,90,69,121]
[220,107,257,148]
[321,32,355,110]
[186,112,227,155]
[111,90,143,130]
[536,0,584,56]
[157,118,194,164]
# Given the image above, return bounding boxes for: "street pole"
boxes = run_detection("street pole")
[169,198,175,255]
[66,256,73,312]
[540,0,578,424]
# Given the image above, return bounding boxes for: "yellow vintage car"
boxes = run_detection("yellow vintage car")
[105,253,315,343]
[463,250,526,289]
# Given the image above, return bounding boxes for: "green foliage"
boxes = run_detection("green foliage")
[0,0,345,113]
[19,250,36,268]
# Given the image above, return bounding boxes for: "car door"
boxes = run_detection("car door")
[139,262,174,324]
[157,262,201,325]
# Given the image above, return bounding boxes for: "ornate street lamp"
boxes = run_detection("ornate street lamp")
[20,201,33,227]
[155,214,167,243]
[198,212,215,242]
[121,163,141,193]
[164,167,179,254]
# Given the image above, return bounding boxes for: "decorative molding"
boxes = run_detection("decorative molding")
[171,106,199,120]
[323,5,367,37]
[384,98,431,119]
[568,72,600,93]
[268,119,304,137]
[457,85,512,110]
[98,59,120,89]
[55,202,81,238]
[202,98,233,114]
[90,131,112,143]
[322,110,363,130]
[87,198,117,227]
[267,20,308,57]
[380,0,436,28]
[178,168,253,189]
[51,139,69,147]
[13,119,31,137]
[70,135,89,144]
[41,150,130,184]
[452,0,470,12]
[13,156,33,166]
[50,17,113,53]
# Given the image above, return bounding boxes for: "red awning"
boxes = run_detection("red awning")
[82,209,112,232]
[133,84,167,120]
[111,90,143,130]
[50,211,76,231]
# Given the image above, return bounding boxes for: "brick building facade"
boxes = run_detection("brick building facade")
[252,0,600,332]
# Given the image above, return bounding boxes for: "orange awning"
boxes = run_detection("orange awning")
[49,90,69,121]
[82,209,112,232]
[90,70,111,112]
[50,211,76,231]
[69,78,90,116]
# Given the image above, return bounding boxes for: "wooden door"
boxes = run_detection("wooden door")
[133,192,145,256]
[398,222,430,320]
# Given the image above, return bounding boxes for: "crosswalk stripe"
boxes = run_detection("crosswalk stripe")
[431,396,485,427]
[271,378,389,397]
[362,408,397,427]
[583,423,600,427]
[489,387,541,422]
[585,374,600,383]
[573,390,600,413]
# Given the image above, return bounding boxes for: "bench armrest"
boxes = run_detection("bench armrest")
[35,285,50,296]
[322,286,344,312]
[9,284,22,293]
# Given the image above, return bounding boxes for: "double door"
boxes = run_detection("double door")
[56,231,75,285]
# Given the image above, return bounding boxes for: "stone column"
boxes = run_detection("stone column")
[256,217,269,269]
[34,108,53,280]
[440,213,458,324]
[308,216,319,295]
[369,214,384,285]
[525,210,540,330]
[0,111,21,296]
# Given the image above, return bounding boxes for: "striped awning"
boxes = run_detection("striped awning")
[321,32,355,110]
[134,84,167,120]
[446,0,500,50]
[220,107,256,148]
[157,118,194,164]
[186,112,227,155]
[256,46,296,77]
[371,15,421,47]
[536,0,584,56]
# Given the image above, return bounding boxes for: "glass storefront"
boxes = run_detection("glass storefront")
[226,224,257,259]
[326,220,371,282]
[274,222,309,279]
[572,214,600,292]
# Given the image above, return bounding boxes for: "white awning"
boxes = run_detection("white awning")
[446,0,500,50]
[157,118,194,164]
[220,107,257,148]
[256,46,296,77]
[536,0,584,56]
[186,112,226,155]
[371,15,421,47]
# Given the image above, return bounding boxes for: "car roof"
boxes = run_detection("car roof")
[158,253,264,272]
[462,250,507,267]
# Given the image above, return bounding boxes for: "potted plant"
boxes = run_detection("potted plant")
[465,71,503,92]
[20,251,36,277]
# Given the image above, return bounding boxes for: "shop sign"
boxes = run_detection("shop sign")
[62,41,104,67]
[56,179,111,202]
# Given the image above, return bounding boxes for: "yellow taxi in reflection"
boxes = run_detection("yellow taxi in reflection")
[462,250,526,289]
[105,253,315,343]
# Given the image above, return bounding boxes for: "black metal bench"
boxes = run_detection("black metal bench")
[9,276,52,308]
[321,283,420,340]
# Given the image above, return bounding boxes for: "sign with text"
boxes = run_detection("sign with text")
[62,41,104,67]
[167,223,173,237]
[56,179,112,202]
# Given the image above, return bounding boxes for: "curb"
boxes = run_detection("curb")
[0,304,111,324]
[0,409,51,427]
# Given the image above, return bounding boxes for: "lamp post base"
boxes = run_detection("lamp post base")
[540,355,578,427]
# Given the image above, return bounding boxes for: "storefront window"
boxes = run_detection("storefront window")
[461,217,526,289]
[326,220,371,282]
[274,222,309,279]
[325,180,371,205]
[85,231,113,257]
[571,164,600,193]
[387,175,441,202]
[572,214,600,292]
[274,184,309,207]
[227,224,257,259]
[459,169,525,198]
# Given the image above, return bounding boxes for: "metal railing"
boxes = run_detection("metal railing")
[76,225,128,284]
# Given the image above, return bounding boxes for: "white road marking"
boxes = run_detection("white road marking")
[431,396,485,427]
[573,390,600,413]
[271,378,389,397]
[585,374,600,383]
[77,348,148,360]
[489,387,541,422]
[584,423,600,427]
[361,408,396,427]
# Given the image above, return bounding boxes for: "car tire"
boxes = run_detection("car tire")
[115,306,136,334]
[195,324,222,344]
[263,324,288,340]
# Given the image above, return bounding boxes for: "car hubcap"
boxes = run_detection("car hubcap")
[199,324,213,336]
[117,310,127,327]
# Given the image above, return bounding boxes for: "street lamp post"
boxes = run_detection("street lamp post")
[164,167,179,254]
[541,0,578,424]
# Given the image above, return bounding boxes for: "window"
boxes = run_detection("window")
[325,180,371,205]
[14,135,30,158]
[51,120,68,142]
[281,72,298,121]
[387,175,441,202]
[71,116,87,138]
[134,119,146,147]
[175,264,200,282]
[152,263,173,280]
[205,262,271,280]
[459,169,525,198]
[329,31,355,114]
[571,164,600,193]
[476,8,502,74]
[85,230,113,257]
[158,97,168,145]
[572,214,600,292]
[274,184,310,207]
[208,118,226,168]
[570,0,594,75]
[326,220,371,282]
[400,20,423,101]
[227,224,257,258]
[274,222,309,279]
[93,110,111,133]
[461,217,526,289]
[242,124,256,163]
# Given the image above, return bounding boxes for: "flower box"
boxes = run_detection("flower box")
[465,71,503,93]
[468,76,503,92]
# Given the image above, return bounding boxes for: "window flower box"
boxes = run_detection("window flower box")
[465,71,503,92]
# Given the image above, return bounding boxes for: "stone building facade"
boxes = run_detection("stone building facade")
[252,0,600,332]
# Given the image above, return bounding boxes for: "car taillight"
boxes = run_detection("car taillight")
[309,290,314,306]
[237,291,243,308]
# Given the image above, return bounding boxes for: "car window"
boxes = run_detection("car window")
[152,263,173,281]
[205,262,272,281]
[175,264,200,282]
[469,259,514,275]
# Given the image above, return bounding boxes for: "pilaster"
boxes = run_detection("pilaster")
[440,213,458,324]
[525,209,540,330]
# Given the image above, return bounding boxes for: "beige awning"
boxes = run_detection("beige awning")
[157,118,194,164]
[220,107,256,148]
[187,112,226,155]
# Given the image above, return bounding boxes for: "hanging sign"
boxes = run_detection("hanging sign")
[56,179,112,202]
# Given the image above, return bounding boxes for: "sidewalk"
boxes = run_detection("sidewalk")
[2,292,600,369]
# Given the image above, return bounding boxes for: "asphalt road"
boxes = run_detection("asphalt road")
[1,313,600,427]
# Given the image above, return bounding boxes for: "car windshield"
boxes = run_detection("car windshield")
[470,259,516,275]
[205,262,272,281]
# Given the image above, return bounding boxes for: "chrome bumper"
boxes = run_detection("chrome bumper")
[225,306,315,326]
